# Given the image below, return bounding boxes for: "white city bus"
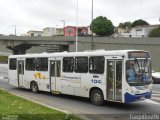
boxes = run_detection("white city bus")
[8,50,152,105]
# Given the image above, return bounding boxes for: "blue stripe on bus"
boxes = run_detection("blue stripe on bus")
[124,92,152,103]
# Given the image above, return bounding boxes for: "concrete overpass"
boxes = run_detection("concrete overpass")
[0,36,75,54]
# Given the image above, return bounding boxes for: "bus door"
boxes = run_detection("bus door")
[17,60,24,87]
[50,60,61,92]
[107,60,122,102]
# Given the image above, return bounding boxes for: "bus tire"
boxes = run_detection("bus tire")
[30,81,39,93]
[90,89,104,106]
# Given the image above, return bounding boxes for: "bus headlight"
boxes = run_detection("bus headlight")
[131,90,134,94]
[149,88,152,92]
[126,88,134,94]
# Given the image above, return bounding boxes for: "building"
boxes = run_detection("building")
[131,24,160,37]
[43,27,56,36]
[64,26,88,36]
[20,34,28,36]
[27,30,43,37]
[55,28,64,36]
[114,24,160,37]
[114,27,131,37]
[43,27,64,36]
[27,26,89,37]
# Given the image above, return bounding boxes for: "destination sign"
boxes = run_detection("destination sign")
[128,52,150,58]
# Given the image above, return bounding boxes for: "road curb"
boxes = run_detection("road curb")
[0,88,6,91]
[152,91,160,94]
[144,99,160,105]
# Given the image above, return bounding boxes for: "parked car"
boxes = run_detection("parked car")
[152,70,160,84]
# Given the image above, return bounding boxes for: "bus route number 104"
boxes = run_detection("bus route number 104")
[91,79,101,84]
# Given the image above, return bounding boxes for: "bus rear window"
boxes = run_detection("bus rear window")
[9,58,17,70]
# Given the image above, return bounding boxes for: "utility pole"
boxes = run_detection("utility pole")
[91,0,94,50]
[76,0,79,52]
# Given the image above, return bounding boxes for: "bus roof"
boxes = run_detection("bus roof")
[9,49,149,58]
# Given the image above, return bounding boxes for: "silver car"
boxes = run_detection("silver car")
[152,70,160,84]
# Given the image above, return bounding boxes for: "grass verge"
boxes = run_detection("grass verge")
[0,89,82,120]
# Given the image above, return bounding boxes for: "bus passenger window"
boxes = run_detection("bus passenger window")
[36,58,48,71]
[89,56,104,74]
[9,58,17,70]
[26,58,35,71]
[63,57,74,72]
[75,57,88,73]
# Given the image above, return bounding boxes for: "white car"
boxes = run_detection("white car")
[152,70,160,84]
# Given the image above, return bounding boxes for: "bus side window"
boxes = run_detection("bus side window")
[26,58,36,71]
[89,56,104,74]
[63,57,74,72]
[9,58,17,70]
[36,58,48,71]
[75,57,88,73]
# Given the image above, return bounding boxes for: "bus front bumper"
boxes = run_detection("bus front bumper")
[124,92,152,103]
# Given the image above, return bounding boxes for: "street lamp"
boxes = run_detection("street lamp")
[10,25,16,36]
[60,20,65,28]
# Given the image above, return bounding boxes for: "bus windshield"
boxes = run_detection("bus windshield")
[126,59,152,86]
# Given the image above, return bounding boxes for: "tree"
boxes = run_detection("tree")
[149,27,160,37]
[118,22,132,29]
[131,19,149,27]
[90,16,114,36]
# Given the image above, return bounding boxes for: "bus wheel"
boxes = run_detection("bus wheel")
[31,82,39,93]
[91,89,104,106]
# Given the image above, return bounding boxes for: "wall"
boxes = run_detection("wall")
[0,36,160,70]
[70,37,160,70]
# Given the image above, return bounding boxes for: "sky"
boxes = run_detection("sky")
[0,0,160,35]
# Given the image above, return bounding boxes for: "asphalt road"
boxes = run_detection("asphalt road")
[0,64,8,79]
[152,84,160,93]
[0,64,160,120]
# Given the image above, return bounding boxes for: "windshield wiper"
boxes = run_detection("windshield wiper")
[144,58,148,70]
[141,58,149,83]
